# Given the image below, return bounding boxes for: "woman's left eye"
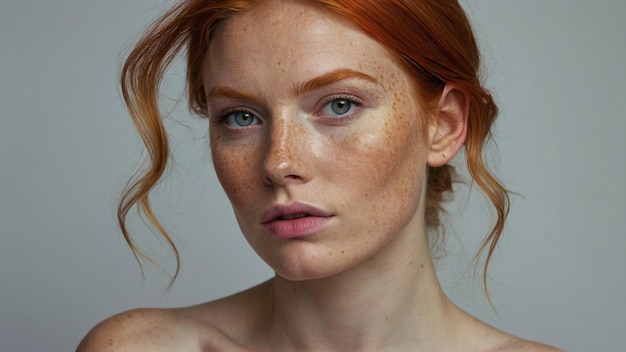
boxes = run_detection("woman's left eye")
[320,97,360,118]
[223,111,260,128]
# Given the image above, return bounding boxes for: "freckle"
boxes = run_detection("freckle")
[341,250,344,254]
[409,261,413,266]
[421,264,424,268]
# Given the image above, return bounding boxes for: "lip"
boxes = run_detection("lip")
[261,203,334,239]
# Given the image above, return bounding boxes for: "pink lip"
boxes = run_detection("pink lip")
[261,203,334,239]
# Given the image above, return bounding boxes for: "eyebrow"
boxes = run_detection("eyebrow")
[206,69,380,101]
[206,86,257,101]
[292,69,380,96]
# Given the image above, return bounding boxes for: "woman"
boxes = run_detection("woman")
[79,0,560,350]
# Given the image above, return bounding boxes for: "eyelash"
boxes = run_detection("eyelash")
[212,93,365,127]
[317,94,364,122]
[214,108,260,128]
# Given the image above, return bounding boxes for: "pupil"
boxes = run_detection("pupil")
[332,99,350,115]
[236,112,253,126]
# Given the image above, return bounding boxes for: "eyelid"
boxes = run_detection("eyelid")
[316,93,365,121]
[213,107,262,128]
[207,95,264,123]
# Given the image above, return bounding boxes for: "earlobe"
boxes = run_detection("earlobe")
[427,84,469,167]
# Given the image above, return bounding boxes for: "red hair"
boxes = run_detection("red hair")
[120,0,509,291]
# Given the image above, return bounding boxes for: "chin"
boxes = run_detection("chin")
[263,243,358,282]
[273,267,346,283]
[271,259,339,282]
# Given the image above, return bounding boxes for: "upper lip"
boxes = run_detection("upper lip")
[261,203,333,224]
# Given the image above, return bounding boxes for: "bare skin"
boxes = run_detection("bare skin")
[78,280,560,351]
[79,1,562,351]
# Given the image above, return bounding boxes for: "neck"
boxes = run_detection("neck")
[264,228,457,351]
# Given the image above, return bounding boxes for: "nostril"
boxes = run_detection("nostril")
[263,151,310,185]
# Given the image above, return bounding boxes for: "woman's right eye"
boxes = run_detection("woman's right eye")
[222,111,260,128]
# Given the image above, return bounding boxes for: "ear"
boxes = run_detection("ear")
[427,84,469,167]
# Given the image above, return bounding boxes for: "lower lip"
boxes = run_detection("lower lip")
[262,216,333,239]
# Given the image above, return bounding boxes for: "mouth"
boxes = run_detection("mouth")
[261,204,334,238]
[278,213,309,220]
[261,203,333,224]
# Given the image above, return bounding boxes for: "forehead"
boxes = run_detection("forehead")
[202,1,405,91]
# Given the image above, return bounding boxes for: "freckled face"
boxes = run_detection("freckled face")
[204,1,433,280]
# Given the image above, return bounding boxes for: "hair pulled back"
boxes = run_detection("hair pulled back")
[119,0,509,289]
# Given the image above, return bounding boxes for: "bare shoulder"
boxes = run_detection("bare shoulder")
[493,337,563,352]
[77,282,271,351]
[76,306,250,352]
[77,308,198,351]
[455,307,562,352]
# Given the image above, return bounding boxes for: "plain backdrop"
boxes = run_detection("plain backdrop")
[1,1,625,351]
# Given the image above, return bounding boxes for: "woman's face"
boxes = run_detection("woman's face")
[204,1,436,280]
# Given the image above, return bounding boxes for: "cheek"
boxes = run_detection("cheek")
[341,101,428,219]
[210,137,257,210]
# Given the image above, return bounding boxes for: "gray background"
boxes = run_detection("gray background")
[1,1,624,351]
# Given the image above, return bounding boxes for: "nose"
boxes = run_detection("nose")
[262,116,312,186]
